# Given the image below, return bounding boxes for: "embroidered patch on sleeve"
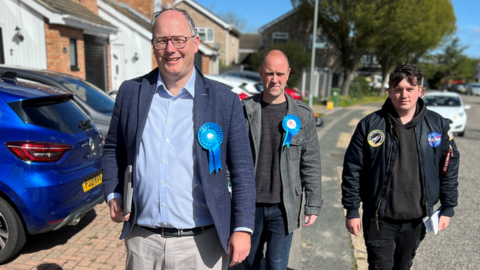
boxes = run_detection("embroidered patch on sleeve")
[368,130,385,147]
[428,132,442,147]
[448,129,454,141]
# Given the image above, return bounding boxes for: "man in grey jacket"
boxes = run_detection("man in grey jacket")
[241,50,323,269]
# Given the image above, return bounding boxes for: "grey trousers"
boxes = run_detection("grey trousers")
[125,225,228,270]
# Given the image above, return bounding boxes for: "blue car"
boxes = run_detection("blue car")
[0,74,104,263]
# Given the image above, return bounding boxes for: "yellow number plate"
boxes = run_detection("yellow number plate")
[83,173,102,192]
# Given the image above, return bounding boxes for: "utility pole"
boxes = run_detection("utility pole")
[308,0,319,108]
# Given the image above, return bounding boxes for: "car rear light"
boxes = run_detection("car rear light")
[238,92,249,100]
[5,141,72,162]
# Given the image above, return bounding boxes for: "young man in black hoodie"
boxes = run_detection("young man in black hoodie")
[342,64,459,270]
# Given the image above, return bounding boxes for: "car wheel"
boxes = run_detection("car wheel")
[0,197,27,264]
[458,130,465,137]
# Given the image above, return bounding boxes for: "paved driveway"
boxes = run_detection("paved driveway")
[0,204,127,270]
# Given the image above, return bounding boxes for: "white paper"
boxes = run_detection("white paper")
[423,210,441,235]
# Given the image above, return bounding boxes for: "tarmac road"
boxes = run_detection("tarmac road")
[412,94,480,270]
[1,95,478,270]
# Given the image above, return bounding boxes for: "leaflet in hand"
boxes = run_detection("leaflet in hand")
[123,165,133,214]
[423,210,441,235]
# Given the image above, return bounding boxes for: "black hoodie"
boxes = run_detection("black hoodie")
[383,98,426,221]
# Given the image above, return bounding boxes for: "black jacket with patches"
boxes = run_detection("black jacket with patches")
[341,98,459,221]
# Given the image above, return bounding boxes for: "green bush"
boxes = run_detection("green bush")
[349,76,371,99]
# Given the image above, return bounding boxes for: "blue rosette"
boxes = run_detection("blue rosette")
[198,122,223,173]
[282,115,301,148]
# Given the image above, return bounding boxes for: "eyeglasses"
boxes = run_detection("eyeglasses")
[152,35,196,50]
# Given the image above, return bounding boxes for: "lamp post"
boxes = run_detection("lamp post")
[308,0,319,108]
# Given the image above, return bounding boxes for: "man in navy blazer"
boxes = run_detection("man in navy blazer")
[102,8,255,270]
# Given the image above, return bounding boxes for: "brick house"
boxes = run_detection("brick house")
[0,0,117,91]
[174,0,241,67]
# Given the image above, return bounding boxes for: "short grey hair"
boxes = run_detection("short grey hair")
[151,8,196,37]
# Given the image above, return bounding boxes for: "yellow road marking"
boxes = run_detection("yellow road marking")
[336,132,352,149]
[349,118,360,126]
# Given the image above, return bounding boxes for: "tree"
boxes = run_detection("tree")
[292,0,457,97]
[292,0,390,96]
[217,11,247,32]
[374,0,456,96]
[418,39,477,89]
[249,40,311,88]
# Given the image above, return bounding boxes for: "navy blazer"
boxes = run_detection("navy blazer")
[102,67,256,252]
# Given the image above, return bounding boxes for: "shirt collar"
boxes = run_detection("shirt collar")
[156,68,196,98]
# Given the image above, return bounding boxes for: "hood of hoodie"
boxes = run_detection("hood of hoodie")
[383,97,426,129]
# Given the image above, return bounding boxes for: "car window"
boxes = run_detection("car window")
[60,77,114,114]
[9,96,93,133]
[424,96,461,107]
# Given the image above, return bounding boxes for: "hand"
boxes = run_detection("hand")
[227,231,251,267]
[438,216,451,231]
[303,215,318,227]
[108,198,130,223]
[345,218,361,236]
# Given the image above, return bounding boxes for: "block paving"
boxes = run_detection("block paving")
[0,203,127,270]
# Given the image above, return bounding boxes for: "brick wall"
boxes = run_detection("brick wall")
[44,21,86,79]
[261,10,341,72]
[119,0,154,20]
[72,0,98,14]
[162,0,174,8]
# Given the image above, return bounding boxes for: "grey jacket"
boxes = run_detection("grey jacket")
[242,93,323,233]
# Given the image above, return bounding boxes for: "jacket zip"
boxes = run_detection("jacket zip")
[375,125,394,230]
[415,127,429,218]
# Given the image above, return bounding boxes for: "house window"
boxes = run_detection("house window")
[69,39,78,70]
[308,34,333,49]
[272,32,289,44]
[197,28,214,43]
[0,28,5,64]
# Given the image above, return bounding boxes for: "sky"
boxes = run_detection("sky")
[194,0,480,59]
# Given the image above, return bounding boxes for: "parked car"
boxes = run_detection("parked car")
[108,90,119,99]
[369,74,389,90]
[212,74,262,95]
[423,91,471,136]
[223,70,263,82]
[465,82,480,96]
[450,84,466,94]
[0,76,104,263]
[221,71,303,100]
[205,75,254,100]
[0,67,114,135]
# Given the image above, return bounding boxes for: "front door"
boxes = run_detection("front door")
[111,45,125,90]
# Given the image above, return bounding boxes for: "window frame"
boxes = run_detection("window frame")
[0,27,5,64]
[197,27,215,43]
[69,39,79,71]
[272,32,289,44]
[308,34,333,49]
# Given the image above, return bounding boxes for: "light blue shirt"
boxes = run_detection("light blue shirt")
[107,69,251,233]
[134,69,214,229]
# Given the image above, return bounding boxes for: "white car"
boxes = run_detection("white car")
[207,75,262,95]
[205,75,256,100]
[423,91,471,136]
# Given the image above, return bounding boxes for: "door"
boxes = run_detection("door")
[84,34,108,91]
[111,45,125,90]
